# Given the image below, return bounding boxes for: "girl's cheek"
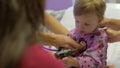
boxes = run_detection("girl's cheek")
[75,23,80,30]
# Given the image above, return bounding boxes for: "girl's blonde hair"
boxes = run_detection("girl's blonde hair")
[74,0,106,19]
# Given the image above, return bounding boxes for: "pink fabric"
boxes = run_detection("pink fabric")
[19,43,64,68]
[68,28,108,68]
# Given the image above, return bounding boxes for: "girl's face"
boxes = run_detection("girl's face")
[75,13,100,34]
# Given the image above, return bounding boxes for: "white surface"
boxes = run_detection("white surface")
[60,3,120,68]
[107,42,120,68]
[105,3,120,19]
[108,0,120,3]
[60,6,75,30]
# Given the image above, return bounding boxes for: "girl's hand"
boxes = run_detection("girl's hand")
[62,56,79,68]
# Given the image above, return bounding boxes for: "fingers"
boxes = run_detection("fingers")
[58,35,80,49]
[62,57,68,61]
[62,57,71,68]
[63,44,73,49]
[80,41,86,46]
[106,28,114,42]
[68,39,80,49]
[61,36,80,49]
[106,28,119,42]
[99,18,110,28]
[106,28,116,38]
[98,22,105,28]
[62,56,79,68]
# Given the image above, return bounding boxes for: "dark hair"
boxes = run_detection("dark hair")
[0,0,45,68]
[74,0,106,19]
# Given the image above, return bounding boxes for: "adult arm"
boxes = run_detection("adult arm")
[106,28,120,42]
[36,31,80,49]
[101,18,120,30]
[101,18,120,42]
[44,12,68,35]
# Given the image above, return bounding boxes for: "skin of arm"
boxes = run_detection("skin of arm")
[106,28,120,42]
[102,18,120,30]
[36,12,80,49]
[44,12,69,35]
[36,31,80,49]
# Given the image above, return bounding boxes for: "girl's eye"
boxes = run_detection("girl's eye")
[85,23,90,26]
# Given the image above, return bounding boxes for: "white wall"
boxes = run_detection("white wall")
[108,0,120,3]
[108,0,116,2]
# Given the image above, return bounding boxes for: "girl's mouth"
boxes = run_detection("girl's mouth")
[80,30,84,33]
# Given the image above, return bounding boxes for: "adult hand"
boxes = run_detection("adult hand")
[100,18,120,30]
[52,34,80,49]
[106,28,120,43]
[99,18,110,28]
[99,18,120,42]
[36,32,80,49]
